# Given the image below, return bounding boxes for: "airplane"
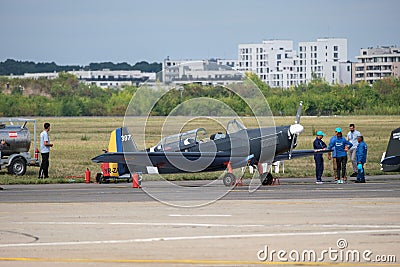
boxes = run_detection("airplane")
[381,127,400,172]
[92,101,332,186]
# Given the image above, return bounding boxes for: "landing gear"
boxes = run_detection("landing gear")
[223,162,242,187]
[223,173,236,186]
[260,172,273,186]
[257,162,277,186]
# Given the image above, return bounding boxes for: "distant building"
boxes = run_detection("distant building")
[237,38,351,88]
[69,69,156,88]
[352,46,400,84]
[162,59,242,86]
[7,70,156,88]
[8,72,58,80]
[298,38,351,85]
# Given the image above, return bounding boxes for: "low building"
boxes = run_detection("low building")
[7,70,156,88]
[352,46,400,84]
[69,69,156,88]
[162,59,242,86]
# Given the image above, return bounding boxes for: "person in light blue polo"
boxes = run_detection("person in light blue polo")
[328,127,353,183]
[313,131,327,184]
[355,135,368,183]
[347,123,361,177]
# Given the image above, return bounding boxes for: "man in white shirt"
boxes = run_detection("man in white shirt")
[38,122,53,178]
[347,123,361,177]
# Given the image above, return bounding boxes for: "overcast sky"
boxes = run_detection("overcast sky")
[1,0,399,65]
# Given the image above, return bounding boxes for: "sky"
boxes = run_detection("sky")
[0,0,399,65]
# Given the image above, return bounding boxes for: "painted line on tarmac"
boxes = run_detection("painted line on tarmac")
[14,221,264,228]
[0,257,398,266]
[1,228,400,248]
[169,214,232,217]
[14,221,400,229]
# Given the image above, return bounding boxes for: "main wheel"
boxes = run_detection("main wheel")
[260,172,273,186]
[8,157,27,176]
[223,173,236,186]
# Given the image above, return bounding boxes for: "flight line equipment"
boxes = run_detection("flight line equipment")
[0,118,40,176]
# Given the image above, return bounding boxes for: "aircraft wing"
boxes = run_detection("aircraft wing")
[273,149,332,162]
[92,151,252,174]
[381,155,400,166]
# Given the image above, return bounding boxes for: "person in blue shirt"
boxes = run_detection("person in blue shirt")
[313,131,327,184]
[328,127,353,183]
[355,135,368,183]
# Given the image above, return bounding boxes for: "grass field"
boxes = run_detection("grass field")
[0,116,399,184]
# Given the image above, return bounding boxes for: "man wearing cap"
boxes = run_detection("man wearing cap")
[313,131,327,184]
[355,135,368,183]
[0,139,9,171]
[328,127,353,183]
[347,124,362,177]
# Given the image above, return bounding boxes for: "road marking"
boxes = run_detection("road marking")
[15,221,263,228]
[1,228,400,248]
[0,257,398,266]
[169,214,232,217]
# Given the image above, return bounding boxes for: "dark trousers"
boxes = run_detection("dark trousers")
[314,157,324,181]
[39,152,50,178]
[335,156,347,179]
[357,164,365,181]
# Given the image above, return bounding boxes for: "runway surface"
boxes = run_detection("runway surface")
[1,175,399,266]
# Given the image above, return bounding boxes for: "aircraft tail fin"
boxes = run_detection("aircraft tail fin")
[107,127,138,153]
[381,127,400,172]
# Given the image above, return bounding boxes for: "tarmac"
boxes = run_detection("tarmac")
[0,175,399,266]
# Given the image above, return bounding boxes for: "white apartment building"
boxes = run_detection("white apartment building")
[352,46,400,84]
[298,38,351,85]
[162,59,242,86]
[237,38,351,88]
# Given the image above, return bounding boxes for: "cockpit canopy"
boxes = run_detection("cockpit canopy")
[226,119,246,134]
[153,128,208,152]
[150,119,246,152]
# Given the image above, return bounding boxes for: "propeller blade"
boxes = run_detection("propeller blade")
[294,101,303,124]
[289,136,296,159]
[289,101,303,159]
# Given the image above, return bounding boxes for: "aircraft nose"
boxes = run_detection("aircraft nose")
[290,124,304,135]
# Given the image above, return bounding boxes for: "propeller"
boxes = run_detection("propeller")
[288,101,304,159]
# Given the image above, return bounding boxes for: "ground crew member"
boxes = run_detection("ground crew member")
[328,127,353,183]
[313,131,327,184]
[355,135,368,183]
[0,139,6,190]
[38,122,53,178]
[328,129,338,181]
[0,139,8,171]
[347,123,361,177]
